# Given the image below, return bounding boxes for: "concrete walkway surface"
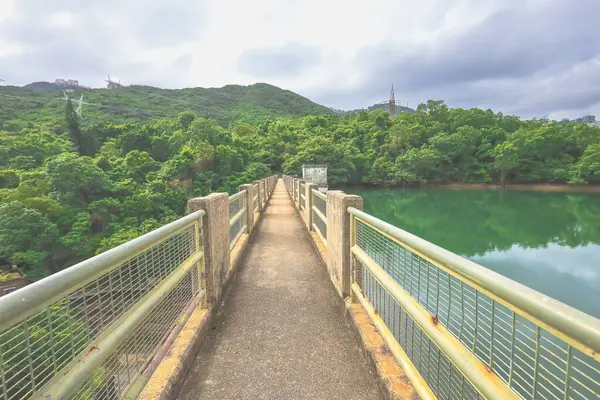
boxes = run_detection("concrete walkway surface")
[178,179,379,400]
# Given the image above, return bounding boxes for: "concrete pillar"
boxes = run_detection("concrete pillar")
[305,183,318,230]
[292,179,297,205]
[253,180,263,212]
[239,184,255,233]
[296,179,305,210]
[259,180,266,207]
[188,193,230,305]
[326,191,363,298]
[262,179,268,203]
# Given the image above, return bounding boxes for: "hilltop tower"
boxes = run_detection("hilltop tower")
[388,85,396,116]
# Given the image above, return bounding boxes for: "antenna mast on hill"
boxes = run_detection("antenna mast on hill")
[61,91,96,118]
[105,74,123,89]
[388,85,396,116]
[75,95,85,117]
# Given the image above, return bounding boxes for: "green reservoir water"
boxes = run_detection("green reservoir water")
[347,187,600,318]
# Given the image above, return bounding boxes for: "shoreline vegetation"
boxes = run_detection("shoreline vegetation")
[337,182,600,193]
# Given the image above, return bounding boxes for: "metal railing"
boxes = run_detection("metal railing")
[259,184,264,208]
[252,184,259,214]
[229,191,247,251]
[0,211,205,400]
[284,176,291,192]
[0,174,279,400]
[312,189,327,247]
[300,182,306,211]
[348,207,600,400]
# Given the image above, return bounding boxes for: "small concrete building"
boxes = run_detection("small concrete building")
[302,164,328,192]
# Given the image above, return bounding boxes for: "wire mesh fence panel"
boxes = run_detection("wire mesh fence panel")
[229,193,246,250]
[72,269,197,399]
[313,190,326,217]
[0,221,202,400]
[354,258,484,400]
[252,185,259,214]
[299,183,306,210]
[354,217,600,400]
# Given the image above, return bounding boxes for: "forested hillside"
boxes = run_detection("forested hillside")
[278,101,600,187]
[0,82,332,128]
[0,106,274,280]
[1,97,599,281]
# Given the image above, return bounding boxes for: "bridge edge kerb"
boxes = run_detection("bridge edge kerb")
[345,301,421,400]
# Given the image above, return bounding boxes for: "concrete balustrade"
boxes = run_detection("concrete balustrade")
[144,176,420,400]
[326,191,362,297]
[281,175,363,298]
[253,180,264,213]
[305,182,318,230]
[187,176,278,306]
[295,179,304,210]
[140,175,277,399]
[187,193,230,305]
[239,184,255,233]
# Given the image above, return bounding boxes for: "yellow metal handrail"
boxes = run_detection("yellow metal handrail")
[0,211,206,400]
[348,206,600,400]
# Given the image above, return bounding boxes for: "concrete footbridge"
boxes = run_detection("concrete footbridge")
[1,177,599,400]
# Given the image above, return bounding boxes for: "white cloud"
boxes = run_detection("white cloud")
[48,11,77,29]
[1,0,599,118]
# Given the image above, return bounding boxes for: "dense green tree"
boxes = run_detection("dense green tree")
[0,202,58,279]
[570,144,600,183]
[2,96,600,281]
[0,169,19,188]
[490,142,520,185]
[65,99,96,156]
[46,153,111,207]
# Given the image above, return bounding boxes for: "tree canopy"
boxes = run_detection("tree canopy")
[1,94,599,280]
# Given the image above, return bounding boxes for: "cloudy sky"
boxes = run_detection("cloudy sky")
[1,0,599,119]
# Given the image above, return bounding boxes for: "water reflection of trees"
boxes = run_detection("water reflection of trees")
[353,188,600,256]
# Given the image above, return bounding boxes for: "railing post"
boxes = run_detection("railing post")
[253,180,264,213]
[187,193,230,305]
[239,184,255,233]
[296,179,305,210]
[291,178,297,203]
[305,183,317,230]
[326,191,363,298]
[262,179,268,204]
[349,212,359,303]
